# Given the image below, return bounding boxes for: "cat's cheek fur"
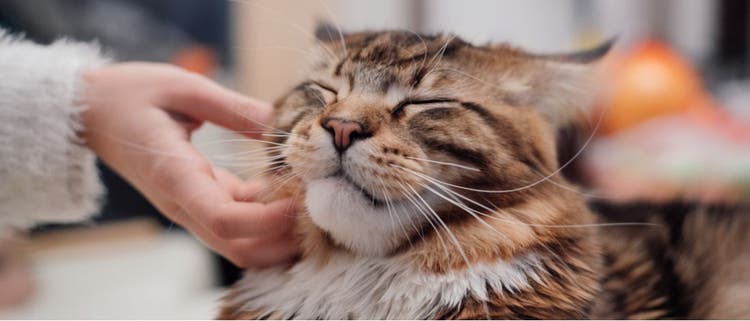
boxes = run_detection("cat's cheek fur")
[284,126,338,181]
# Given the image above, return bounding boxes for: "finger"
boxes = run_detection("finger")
[168,171,295,239]
[225,233,300,268]
[237,179,270,201]
[140,155,300,267]
[161,164,296,239]
[212,168,273,203]
[176,210,299,268]
[232,178,272,203]
[199,198,298,240]
[147,140,298,239]
[212,167,245,195]
[157,70,273,136]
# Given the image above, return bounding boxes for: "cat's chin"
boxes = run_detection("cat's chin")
[305,177,426,256]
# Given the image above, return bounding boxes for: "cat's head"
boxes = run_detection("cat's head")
[268,28,609,257]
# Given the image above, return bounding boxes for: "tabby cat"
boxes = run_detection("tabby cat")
[219,28,750,319]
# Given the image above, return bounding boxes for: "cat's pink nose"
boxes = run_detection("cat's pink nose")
[321,118,370,152]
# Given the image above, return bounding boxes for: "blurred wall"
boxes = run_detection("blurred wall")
[232,0,718,101]
[423,0,578,52]
[232,0,417,102]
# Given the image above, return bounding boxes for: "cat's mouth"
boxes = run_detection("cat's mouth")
[323,170,385,207]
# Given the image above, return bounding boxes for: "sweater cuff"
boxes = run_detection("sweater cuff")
[0,30,112,229]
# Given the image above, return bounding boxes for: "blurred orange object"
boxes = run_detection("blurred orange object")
[597,40,712,135]
[172,46,217,76]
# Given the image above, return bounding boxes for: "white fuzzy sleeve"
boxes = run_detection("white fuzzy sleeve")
[0,30,111,229]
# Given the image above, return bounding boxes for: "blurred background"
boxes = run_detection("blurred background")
[0,0,748,318]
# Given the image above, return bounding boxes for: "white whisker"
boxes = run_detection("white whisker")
[406,156,480,172]
[393,164,664,230]
[402,180,473,276]
[395,180,451,257]
[195,138,291,148]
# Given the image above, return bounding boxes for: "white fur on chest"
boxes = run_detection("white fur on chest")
[229,252,542,319]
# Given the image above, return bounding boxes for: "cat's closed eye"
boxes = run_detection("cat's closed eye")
[391,98,458,117]
[306,81,338,105]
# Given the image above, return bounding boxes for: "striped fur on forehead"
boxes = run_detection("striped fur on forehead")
[329,31,462,66]
[318,32,469,94]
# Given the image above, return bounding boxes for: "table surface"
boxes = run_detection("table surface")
[0,223,222,319]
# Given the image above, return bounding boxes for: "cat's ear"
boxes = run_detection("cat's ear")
[314,21,344,43]
[532,38,615,64]
[511,39,615,126]
[311,21,349,63]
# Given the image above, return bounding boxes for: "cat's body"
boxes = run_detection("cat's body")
[219,29,750,319]
[592,202,750,319]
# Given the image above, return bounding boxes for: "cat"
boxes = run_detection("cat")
[218,27,750,319]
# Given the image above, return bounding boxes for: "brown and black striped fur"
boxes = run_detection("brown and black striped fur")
[589,202,750,319]
[219,29,750,319]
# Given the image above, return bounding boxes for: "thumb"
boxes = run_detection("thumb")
[158,70,273,137]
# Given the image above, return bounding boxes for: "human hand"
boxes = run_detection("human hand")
[0,233,34,308]
[81,63,298,268]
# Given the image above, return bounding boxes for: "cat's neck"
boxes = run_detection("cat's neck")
[401,187,598,273]
[400,188,602,318]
